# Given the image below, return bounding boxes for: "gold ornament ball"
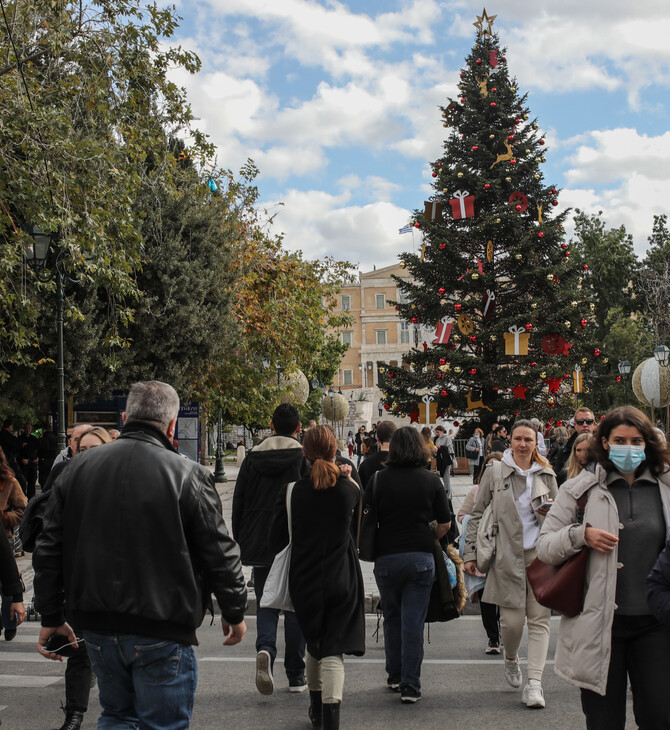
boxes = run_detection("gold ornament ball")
[454,366,462,374]
[541,156,546,162]
[534,174,540,179]
[399,262,405,269]
[533,123,539,129]
[603,357,609,364]
[400,413,406,419]
[489,134,495,139]
[524,113,529,119]
[590,303,595,311]
[453,334,461,341]
[495,218,501,223]
[505,176,512,182]
[581,358,588,365]
[457,172,464,178]
[515,253,523,260]
[531,302,538,309]
[525,148,531,154]
[511,87,516,92]
[378,366,386,373]
[490,334,497,341]
[471,272,479,279]
[564,321,571,327]
[391,402,398,409]
[571,300,578,307]
[443,188,448,193]
[546,274,554,281]
[535,157,541,163]
[578,277,583,284]
[540,372,547,379]
[443,123,448,128]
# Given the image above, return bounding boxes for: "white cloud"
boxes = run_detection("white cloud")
[264,188,412,268]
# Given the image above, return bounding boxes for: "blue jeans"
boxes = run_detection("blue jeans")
[83,632,197,730]
[374,552,435,692]
[254,566,306,680]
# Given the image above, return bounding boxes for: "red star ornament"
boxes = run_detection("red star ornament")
[562,340,573,356]
[512,383,529,400]
[409,408,420,424]
[546,376,563,393]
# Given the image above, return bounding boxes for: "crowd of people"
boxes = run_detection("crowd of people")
[2,387,670,728]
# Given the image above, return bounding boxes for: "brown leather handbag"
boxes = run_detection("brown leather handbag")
[527,492,589,618]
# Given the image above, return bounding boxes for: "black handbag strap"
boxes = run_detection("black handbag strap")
[356,471,378,549]
[576,490,588,524]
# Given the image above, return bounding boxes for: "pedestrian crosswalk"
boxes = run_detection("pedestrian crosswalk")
[0,623,66,684]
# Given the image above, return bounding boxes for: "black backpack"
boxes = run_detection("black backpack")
[18,491,50,553]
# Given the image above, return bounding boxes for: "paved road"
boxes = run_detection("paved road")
[1,463,637,728]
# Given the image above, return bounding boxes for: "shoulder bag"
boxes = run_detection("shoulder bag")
[475,461,501,573]
[526,491,590,618]
[358,472,379,562]
[260,483,295,611]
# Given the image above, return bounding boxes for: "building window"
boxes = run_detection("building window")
[343,370,353,385]
[398,290,408,304]
[342,331,352,347]
[375,293,385,309]
[376,329,387,345]
[341,295,350,311]
[400,322,410,344]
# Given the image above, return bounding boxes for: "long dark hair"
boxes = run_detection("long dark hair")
[0,447,15,483]
[386,427,431,469]
[590,406,670,477]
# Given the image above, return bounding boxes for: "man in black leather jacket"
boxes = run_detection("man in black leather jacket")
[33,381,247,728]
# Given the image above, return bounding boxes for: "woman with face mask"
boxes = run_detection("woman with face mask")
[537,405,670,730]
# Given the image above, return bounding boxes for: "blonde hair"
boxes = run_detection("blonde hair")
[567,433,593,480]
[510,419,549,466]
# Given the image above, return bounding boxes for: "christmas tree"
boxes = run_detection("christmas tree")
[381,9,599,426]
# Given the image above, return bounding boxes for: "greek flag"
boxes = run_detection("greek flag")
[398,224,412,235]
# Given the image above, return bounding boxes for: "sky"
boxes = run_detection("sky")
[168,0,670,272]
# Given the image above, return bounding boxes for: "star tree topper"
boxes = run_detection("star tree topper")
[473,8,497,37]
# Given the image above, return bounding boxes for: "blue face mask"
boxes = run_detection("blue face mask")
[607,444,646,474]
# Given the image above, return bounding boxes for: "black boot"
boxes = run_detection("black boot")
[308,690,323,728]
[322,702,340,730]
[55,710,84,730]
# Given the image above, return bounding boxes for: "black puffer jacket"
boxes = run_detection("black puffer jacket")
[33,422,247,645]
[232,435,306,567]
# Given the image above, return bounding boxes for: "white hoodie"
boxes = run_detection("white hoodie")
[502,449,545,550]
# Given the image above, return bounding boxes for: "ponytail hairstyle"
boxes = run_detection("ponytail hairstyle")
[302,425,340,490]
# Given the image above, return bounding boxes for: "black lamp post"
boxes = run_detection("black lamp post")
[328,388,335,430]
[213,409,227,483]
[618,360,632,403]
[654,345,670,368]
[23,226,74,452]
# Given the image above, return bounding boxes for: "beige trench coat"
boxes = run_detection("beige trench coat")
[463,459,558,609]
[536,465,670,695]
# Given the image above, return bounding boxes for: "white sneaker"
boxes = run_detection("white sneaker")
[255,650,274,695]
[522,680,545,708]
[504,657,522,688]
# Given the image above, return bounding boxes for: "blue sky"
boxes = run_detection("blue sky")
[168,0,670,271]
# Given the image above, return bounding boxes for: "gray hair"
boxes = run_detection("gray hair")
[530,418,541,429]
[125,381,179,430]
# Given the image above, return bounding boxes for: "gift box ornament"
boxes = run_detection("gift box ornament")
[433,317,453,345]
[449,190,475,220]
[424,200,444,221]
[504,325,530,355]
[573,365,583,393]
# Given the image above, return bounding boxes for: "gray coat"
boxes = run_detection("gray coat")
[463,459,558,608]
[536,466,670,695]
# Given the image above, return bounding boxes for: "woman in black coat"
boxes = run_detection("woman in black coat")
[270,425,364,730]
[647,538,670,629]
[0,528,24,633]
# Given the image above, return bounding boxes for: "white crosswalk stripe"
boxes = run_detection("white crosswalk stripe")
[0,625,65,689]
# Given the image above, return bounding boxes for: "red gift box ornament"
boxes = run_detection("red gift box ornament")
[432,317,453,345]
[424,200,444,221]
[449,190,475,220]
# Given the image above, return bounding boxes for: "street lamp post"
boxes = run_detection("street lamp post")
[213,409,227,483]
[23,227,74,451]
[654,345,670,430]
[328,388,335,431]
[618,360,632,404]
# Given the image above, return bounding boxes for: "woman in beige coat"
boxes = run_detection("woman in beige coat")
[464,420,557,709]
[537,406,670,729]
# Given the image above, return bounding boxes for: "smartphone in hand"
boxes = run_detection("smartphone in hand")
[535,500,553,512]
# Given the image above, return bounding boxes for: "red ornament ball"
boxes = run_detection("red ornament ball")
[510,159,516,165]
[515,204,521,211]
[411,317,417,323]
[581,318,588,327]
[490,102,496,107]
[552,200,558,206]
[437,162,442,167]
[561,243,568,249]
[460,72,465,78]
[453,421,460,427]
[525,323,533,331]
[439,358,446,365]
[594,348,600,356]
[438,287,446,295]
[552,188,557,194]
[441,389,448,397]
[432,172,437,177]
[515,118,521,123]
[437,373,443,380]
[491,87,497,92]
[538,232,544,238]
[383,403,390,410]
[455,303,462,311]
[476,59,482,64]
[460,98,466,104]
[508,134,514,140]
[472,145,478,151]
[484,183,491,190]
[414,222,420,228]
[530,362,537,367]
[540,139,545,145]
[583,264,589,271]
[565,251,571,257]
[616,375,622,383]
[469,368,477,375]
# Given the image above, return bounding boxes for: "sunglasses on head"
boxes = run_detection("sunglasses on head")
[575,418,594,426]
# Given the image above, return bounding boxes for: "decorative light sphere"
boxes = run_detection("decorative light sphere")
[471,272,479,279]
[515,254,523,260]
[540,372,547,379]
[581,358,588,365]
[322,393,350,422]
[495,218,501,223]
[278,370,310,405]
[531,302,538,309]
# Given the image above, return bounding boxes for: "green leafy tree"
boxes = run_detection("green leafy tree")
[0,0,207,380]
[380,13,597,425]
[637,215,670,345]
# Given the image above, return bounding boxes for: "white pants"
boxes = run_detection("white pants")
[306,651,344,703]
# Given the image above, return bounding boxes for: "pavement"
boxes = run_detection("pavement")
[16,461,476,617]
